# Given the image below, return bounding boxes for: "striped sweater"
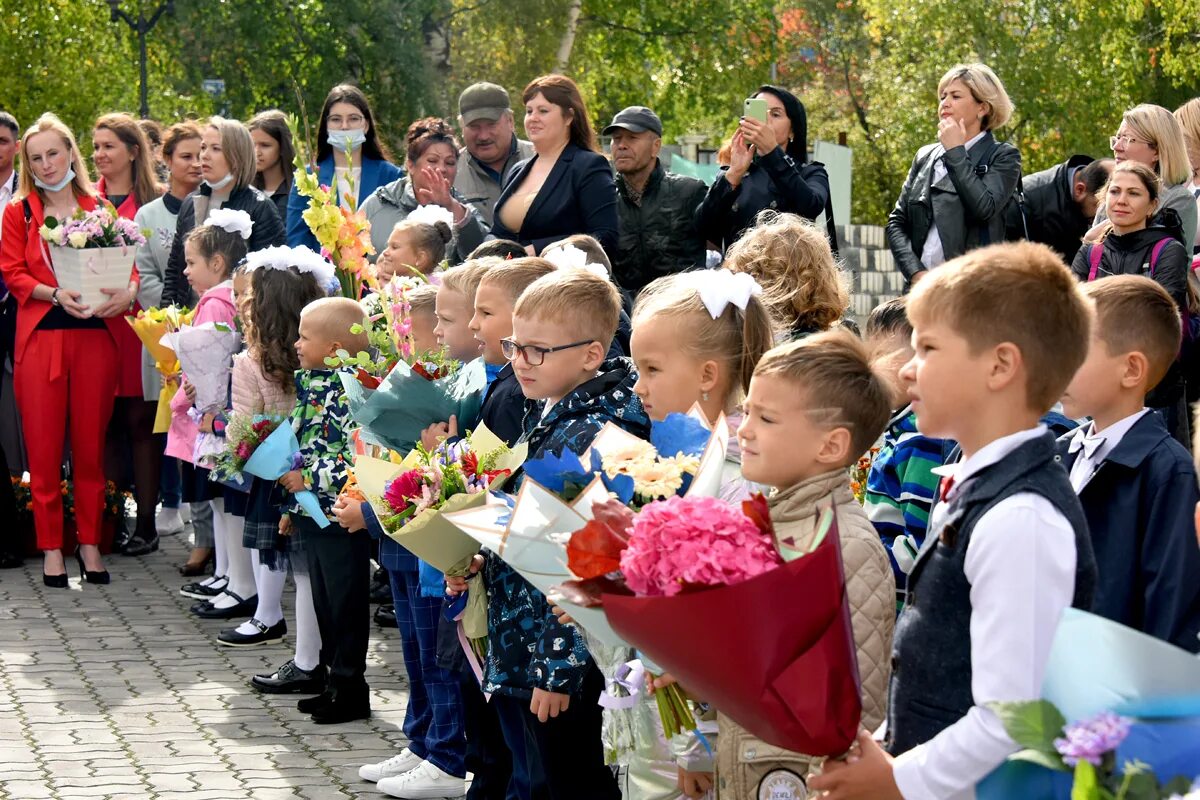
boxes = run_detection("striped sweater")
[863,405,950,601]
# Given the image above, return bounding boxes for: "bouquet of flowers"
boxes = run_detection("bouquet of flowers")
[39,204,146,308]
[292,146,372,300]
[359,424,526,572]
[849,445,879,505]
[978,609,1200,799]
[241,422,331,527]
[208,413,287,488]
[126,305,193,433]
[161,321,242,465]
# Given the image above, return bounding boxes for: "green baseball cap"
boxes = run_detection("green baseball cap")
[459,82,512,124]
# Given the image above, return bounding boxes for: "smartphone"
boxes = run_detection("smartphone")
[743,97,768,124]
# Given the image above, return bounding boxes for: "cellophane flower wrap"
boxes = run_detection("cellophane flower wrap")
[292,145,372,300]
[40,203,147,309]
[208,414,287,485]
[127,305,193,433]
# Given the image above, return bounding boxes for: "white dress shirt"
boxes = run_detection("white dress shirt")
[892,426,1078,800]
[920,131,988,270]
[1066,409,1149,492]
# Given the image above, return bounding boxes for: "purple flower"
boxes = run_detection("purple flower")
[289,452,304,471]
[1053,711,1131,767]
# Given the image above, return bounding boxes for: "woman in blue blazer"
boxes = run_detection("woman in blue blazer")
[287,84,403,249]
[491,75,618,257]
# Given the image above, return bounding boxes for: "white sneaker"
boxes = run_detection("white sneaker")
[378,761,465,799]
[358,749,423,783]
[157,507,185,535]
[376,762,465,800]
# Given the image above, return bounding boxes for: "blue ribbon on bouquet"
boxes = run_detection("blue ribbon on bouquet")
[242,423,331,528]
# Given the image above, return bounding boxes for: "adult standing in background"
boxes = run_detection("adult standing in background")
[491,74,618,256]
[604,106,707,298]
[249,110,294,227]
[92,112,165,555]
[886,63,1021,287]
[1173,98,1200,254]
[1005,156,1112,262]
[139,118,168,182]
[454,82,534,228]
[286,84,402,250]
[161,116,285,308]
[133,121,213,563]
[1092,104,1196,252]
[0,111,21,568]
[697,84,831,253]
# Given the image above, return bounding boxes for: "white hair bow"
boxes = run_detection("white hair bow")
[688,269,763,319]
[243,245,336,290]
[206,208,253,240]
[407,204,456,228]
[543,243,589,270]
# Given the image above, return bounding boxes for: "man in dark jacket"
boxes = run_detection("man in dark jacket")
[605,107,708,298]
[454,82,534,228]
[1006,155,1112,261]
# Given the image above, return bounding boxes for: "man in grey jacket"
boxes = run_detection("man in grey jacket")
[453,82,534,228]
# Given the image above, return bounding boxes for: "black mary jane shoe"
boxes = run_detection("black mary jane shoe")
[217,618,287,647]
[192,591,257,620]
[75,552,111,585]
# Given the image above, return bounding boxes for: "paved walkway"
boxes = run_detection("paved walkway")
[0,529,426,800]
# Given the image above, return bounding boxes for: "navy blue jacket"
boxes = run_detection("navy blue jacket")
[481,358,650,699]
[287,155,404,251]
[491,144,619,257]
[480,363,525,448]
[1057,412,1200,652]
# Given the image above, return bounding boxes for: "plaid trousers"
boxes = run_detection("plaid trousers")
[391,567,467,777]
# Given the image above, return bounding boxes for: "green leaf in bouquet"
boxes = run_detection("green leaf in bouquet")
[1071,760,1103,800]
[1009,748,1069,772]
[988,700,1068,756]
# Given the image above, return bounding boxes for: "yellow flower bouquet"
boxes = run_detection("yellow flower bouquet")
[125,304,193,432]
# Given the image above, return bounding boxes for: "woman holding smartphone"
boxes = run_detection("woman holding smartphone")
[886,63,1021,288]
[696,84,830,253]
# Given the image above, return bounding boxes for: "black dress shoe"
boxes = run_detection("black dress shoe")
[252,660,327,694]
[0,551,23,569]
[218,618,287,647]
[192,592,257,619]
[297,689,335,713]
[370,575,392,604]
[373,603,397,628]
[75,552,111,585]
[121,533,159,556]
[311,698,371,725]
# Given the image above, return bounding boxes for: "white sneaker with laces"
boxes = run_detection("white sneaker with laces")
[378,760,465,799]
[157,507,185,535]
[358,748,423,783]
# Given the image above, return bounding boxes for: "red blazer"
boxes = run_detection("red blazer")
[0,192,139,363]
[96,177,141,220]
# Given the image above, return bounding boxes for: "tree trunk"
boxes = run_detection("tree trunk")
[555,0,583,72]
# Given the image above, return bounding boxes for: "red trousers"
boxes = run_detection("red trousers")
[15,328,118,550]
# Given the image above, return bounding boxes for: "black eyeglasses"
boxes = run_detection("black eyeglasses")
[500,338,594,366]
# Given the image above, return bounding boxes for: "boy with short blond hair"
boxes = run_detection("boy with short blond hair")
[724,329,895,799]
[810,242,1099,800]
[1059,275,1200,651]
[454,266,648,800]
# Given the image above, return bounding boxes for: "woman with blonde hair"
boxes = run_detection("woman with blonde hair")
[1173,98,1200,254]
[162,116,285,307]
[886,63,1022,288]
[0,114,139,586]
[1094,103,1196,250]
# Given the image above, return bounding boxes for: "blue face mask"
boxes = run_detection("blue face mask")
[203,173,234,191]
[34,168,76,193]
[327,128,367,152]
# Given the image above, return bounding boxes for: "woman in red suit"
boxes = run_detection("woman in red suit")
[0,113,139,586]
[92,112,164,555]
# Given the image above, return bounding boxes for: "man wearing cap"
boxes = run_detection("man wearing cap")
[455,82,535,228]
[605,106,708,297]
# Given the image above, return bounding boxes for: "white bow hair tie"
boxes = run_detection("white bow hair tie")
[206,208,254,240]
[689,269,763,319]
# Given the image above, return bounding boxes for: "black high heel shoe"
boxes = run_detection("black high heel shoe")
[75,551,111,585]
[43,572,68,589]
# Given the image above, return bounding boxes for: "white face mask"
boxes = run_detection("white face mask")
[327,128,367,152]
[34,168,76,193]
[203,172,234,191]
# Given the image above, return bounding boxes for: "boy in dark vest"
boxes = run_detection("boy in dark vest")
[1059,275,1200,651]
[810,242,1098,799]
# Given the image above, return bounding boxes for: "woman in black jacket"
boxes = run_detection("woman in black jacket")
[162,117,285,307]
[1073,161,1193,444]
[886,63,1021,287]
[491,74,617,257]
[696,85,829,253]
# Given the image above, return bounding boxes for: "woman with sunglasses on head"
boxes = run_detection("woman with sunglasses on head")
[886,63,1021,289]
[287,84,402,251]
[1092,104,1197,251]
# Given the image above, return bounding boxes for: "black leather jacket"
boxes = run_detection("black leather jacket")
[613,161,708,295]
[1004,155,1094,261]
[886,132,1022,281]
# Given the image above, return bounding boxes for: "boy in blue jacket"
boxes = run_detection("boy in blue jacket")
[1059,275,1200,651]
[451,267,649,800]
